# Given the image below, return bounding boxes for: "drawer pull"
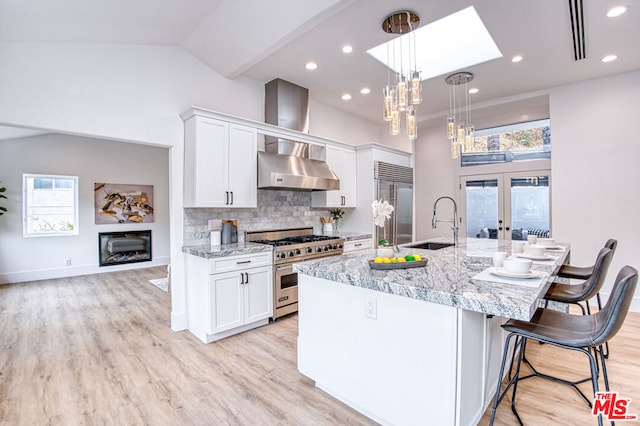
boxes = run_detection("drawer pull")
[354,243,362,247]
[236,260,252,264]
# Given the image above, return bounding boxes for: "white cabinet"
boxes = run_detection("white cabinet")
[343,238,373,253]
[312,145,357,208]
[185,252,273,343]
[184,116,257,208]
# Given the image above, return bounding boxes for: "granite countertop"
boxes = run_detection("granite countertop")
[293,238,570,321]
[183,242,273,259]
[336,232,373,241]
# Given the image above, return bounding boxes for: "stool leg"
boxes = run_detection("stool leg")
[596,293,611,359]
[490,333,526,426]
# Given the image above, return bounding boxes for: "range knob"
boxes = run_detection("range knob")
[306,247,313,254]
[324,244,330,251]
[279,252,287,259]
[295,248,301,255]
[338,243,344,249]
[316,247,323,253]
[288,251,295,257]
[331,244,338,250]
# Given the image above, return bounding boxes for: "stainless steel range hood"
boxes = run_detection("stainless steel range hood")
[258,79,340,191]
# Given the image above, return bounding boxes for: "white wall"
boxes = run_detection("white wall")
[551,70,640,304]
[0,42,264,145]
[309,99,380,146]
[413,125,458,241]
[0,134,170,283]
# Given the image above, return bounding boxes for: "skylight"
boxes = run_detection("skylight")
[367,6,503,81]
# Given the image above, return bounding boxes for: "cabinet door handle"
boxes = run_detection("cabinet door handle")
[236,260,251,265]
[240,273,245,284]
[225,191,229,205]
[244,272,249,283]
[230,191,234,205]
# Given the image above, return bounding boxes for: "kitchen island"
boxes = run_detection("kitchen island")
[293,238,569,426]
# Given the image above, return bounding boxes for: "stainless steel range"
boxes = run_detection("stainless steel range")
[246,227,345,319]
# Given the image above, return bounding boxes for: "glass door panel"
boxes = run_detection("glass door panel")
[461,176,502,239]
[506,173,550,240]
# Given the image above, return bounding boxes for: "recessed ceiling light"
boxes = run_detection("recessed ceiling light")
[360,88,371,95]
[342,45,353,54]
[607,5,628,17]
[468,88,479,94]
[305,62,318,70]
[341,94,352,101]
[511,55,523,63]
[602,54,618,63]
[367,6,502,81]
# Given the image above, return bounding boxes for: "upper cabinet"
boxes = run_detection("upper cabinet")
[184,115,257,208]
[312,145,357,208]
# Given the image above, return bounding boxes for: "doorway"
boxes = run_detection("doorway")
[460,170,551,241]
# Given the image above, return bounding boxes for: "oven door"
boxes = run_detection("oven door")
[274,263,298,309]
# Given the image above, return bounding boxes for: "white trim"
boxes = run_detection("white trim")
[0,256,170,285]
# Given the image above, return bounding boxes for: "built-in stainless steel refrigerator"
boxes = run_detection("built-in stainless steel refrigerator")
[374,161,413,245]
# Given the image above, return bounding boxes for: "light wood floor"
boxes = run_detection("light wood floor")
[1,267,638,425]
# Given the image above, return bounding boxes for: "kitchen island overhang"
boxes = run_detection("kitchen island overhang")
[294,238,569,426]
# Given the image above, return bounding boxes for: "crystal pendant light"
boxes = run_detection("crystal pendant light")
[445,71,475,159]
[381,10,422,141]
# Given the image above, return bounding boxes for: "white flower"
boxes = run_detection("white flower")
[371,199,394,228]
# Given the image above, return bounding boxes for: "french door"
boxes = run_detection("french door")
[460,170,551,241]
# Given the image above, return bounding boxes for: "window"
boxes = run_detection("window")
[461,119,551,166]
[23,174,78,237]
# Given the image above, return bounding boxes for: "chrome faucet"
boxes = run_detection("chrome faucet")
[432,196,459,247]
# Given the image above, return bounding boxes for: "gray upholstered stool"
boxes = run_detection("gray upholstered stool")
[545,247,613,315]
[490,266,638,426]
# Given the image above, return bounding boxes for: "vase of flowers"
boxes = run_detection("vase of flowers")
[329,208,344,234]
[372,199,395,258]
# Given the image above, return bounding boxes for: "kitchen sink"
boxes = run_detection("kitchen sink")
[405,242,454,251]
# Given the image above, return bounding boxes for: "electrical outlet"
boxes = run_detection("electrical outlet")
[65,259,71,266]
[365,296,377,319]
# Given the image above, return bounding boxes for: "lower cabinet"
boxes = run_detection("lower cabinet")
[210,266,272,334]
[343,238,373,253]
[185,252,273,343]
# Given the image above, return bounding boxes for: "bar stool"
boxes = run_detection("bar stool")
[546,242,616,358]
[544,247,613,315]
[489,265,638,426]
[558,239,617,281]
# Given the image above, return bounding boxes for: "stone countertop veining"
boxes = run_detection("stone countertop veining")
[293,238,570,321]
[336,232,373,241]
[183,242,273,259]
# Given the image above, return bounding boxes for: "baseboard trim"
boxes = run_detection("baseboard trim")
[0,256,170,284]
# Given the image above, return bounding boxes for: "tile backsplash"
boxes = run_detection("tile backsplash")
[184,190,330,246]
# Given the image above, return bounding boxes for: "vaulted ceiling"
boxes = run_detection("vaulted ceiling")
[1,0,638,132]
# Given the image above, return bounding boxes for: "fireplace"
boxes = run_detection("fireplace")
[98,230,152,267]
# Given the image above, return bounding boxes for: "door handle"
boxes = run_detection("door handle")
[225,191,229,205]
[230,191,234,205]
[240,273,244,284]
[244,272,249,284]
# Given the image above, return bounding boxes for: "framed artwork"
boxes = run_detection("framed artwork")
[94,183,154,224]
